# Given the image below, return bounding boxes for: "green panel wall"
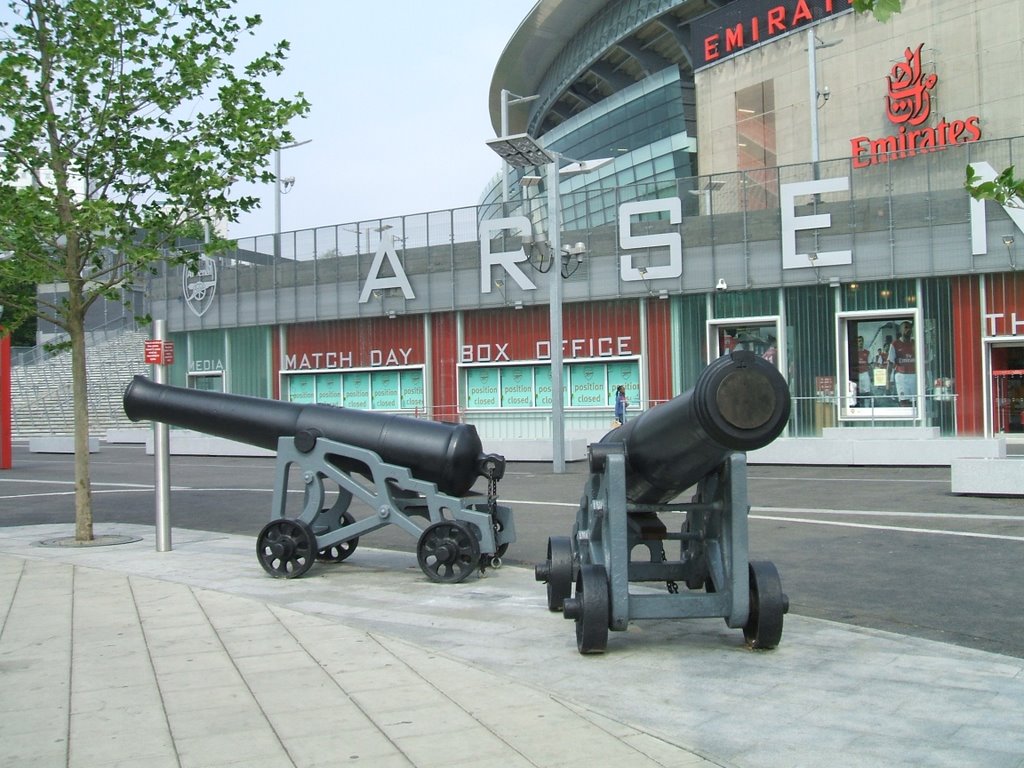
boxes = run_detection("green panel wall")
[227,326,271,397]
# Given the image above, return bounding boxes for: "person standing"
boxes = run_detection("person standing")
[614,384,629,425]
[856,336,871,405]
[887,321,917,407]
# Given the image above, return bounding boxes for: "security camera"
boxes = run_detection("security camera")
[716,278,728,292]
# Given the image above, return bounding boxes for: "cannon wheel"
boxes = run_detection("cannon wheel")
[565,564,609,654]
[316,511,360,563]
[256,518,317,579]
[541,536,574,611]
[417,520,481,584]
[743,560,787,650]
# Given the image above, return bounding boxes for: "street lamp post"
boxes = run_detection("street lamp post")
[486,134,612,473]
[273,138,312,258]
[808,31,841,169]
[500,90,540,207]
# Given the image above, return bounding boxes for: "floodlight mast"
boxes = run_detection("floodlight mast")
[485,134,612,473]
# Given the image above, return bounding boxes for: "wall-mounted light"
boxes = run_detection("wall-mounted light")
[513,300,523,310]
[816,85,831,108]
[1003,235,1017,270]
[879,288,892,298]
[807,252,822,282]
[657,289,669,300]
[386,310,397,320]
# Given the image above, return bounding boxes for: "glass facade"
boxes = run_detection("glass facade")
[480,67,696,231]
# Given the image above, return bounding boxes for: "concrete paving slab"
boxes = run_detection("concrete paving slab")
[0,523,1022,768]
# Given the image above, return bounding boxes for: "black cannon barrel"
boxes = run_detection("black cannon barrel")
[123,376,488,497]
[600,350,790,504]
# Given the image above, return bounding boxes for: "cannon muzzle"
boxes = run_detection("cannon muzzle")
[123,375,492,497]
[600,350,790,503]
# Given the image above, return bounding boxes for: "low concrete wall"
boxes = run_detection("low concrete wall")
[481,437,589,463]
[29,436,100,454]
[951,456,1024,496]
[142,431,275,458]
[750,433,1004,466]
[105,428,150,444]
[822,426,940,440]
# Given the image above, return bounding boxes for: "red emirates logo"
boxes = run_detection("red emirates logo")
[885,44,937,127]
[850,42,981,169]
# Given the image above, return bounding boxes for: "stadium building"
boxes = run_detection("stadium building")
[144,0,1024,462]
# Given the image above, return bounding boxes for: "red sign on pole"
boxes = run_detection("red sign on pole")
[144,340,174,366]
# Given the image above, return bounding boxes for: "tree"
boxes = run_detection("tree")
[852,0,903,23]
[965,164,1023,208]
[0,0,309,541]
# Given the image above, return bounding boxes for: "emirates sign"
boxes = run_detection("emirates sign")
[850,43,981,169]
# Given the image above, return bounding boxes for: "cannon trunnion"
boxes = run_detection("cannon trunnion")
[123,376,514,583]
[535,351,791,653]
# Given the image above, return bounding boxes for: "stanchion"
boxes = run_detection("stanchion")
[150,320,172,551]
[0,330,11,470]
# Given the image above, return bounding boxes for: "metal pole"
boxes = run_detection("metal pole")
[273,148,282,259]
[0,326,10,470]
[808,30,819,165]
[153,318,171,551]
[499,92,539,208]
[501,89,510,206]
[548,158,565,473]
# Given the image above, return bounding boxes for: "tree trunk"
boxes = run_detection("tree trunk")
[70,316,93,542]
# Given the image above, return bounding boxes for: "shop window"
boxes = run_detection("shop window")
[839,311,919,419]
[281,368,424,411]
[462,360,640,411]
[708,317,780,368]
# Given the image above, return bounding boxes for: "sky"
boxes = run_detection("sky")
[228,1,538,241]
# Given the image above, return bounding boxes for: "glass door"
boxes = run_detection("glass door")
[991,344,1024,435]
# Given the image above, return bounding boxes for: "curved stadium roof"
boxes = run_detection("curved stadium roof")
[488,0,729,138]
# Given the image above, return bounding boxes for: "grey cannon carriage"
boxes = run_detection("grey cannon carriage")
[535,350,791,653]
[123,376,514,583]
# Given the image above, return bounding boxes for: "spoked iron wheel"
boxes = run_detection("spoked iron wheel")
[743,560,788,649]
[256,518,317,578]
[534,536,574,611]
[562,563,609,654]
[316,511,360,563]
[416,520,481,584]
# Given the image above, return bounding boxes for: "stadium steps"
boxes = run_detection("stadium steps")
[11,329,151,438]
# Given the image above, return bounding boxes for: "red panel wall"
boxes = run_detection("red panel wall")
[984,272,1024,336]
[644,298,674,406]
[430,312,460,421]
[461,301,641,363]
[282,317,425,371]
[951,276,983,434]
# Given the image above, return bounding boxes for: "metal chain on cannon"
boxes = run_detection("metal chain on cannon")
[477,453,507,573]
